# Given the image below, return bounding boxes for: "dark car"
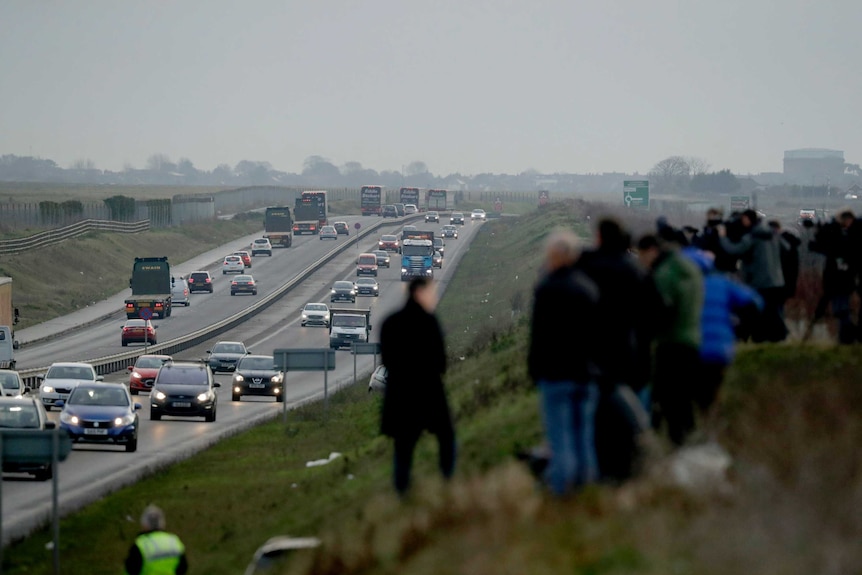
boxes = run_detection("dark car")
[393,203,406,217]
[450,212,465,225]
[441,225,458,239]
[372,250,391,268]
[433,237,445,256]
[187,271,214,294]
[230,274,258,296]
[0,397,55,480]
[231,355,285,402]
[127,353,172,395]
[354,277,380,297]
[333,221,350,235]
[121,319,157,346]
[382,205,398,218]
[58,383,142,452]
[432,251,443,269]
[425,211,440,223]
[150,362,220,422]
[206,341,249,373]
[330,280,356,303]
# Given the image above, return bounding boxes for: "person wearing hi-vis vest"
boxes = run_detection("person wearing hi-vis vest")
[124,504,188,575]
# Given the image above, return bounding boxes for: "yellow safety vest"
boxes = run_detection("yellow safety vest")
[131,531,185,575]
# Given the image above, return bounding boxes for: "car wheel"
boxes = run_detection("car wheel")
[232,393,240,402]
[150,411,161,421]
[130,388,138,395]
[205,408,216,423]
[223,271,227,275]
[122,340,128,347]
[126,437,138,453]
[34,464,53,481]
[253,290,257,295]
[276,394,284,403]
[231,291,236,296]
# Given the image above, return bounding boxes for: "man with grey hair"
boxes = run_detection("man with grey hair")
[124,504,188,574]
[528,228,600,495]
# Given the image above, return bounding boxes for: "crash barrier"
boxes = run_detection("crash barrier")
[0,219,150,255]
[17,214,427,389]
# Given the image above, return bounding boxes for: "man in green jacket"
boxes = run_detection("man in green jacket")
[124,505,188,575]
[637,231,704,446]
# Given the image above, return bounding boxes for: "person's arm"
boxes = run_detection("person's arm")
[176,552,189,575]
[718,231,753,255]
[124,543,143,575]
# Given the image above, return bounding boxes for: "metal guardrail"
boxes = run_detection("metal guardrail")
[16,215,424,389]
[0,219,150,255]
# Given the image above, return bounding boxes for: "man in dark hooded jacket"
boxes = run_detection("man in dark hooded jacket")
[380,276,454,495]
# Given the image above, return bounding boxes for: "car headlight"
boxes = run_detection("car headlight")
[349,290,355,294]
[271,373,283,384]
[197,392,210,402]
[131,371,142,379]
[42,385,55,394]
[301,313,308,320]
[60,412,78,425]
[331,289,336,293]
[115,414,135,426]
[154,391,166,401]
[401,268,408,273]
[234,374,244,383]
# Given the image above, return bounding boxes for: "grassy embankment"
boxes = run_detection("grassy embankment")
[6,200,861,574]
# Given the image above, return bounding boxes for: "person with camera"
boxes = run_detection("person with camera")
[718,209,788,343]
[694,208,740,275]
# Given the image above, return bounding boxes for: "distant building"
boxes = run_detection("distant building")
[783,148,845,183]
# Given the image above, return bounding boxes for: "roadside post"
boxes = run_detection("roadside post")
[350,342,381,386]
[0,427,72,575]
[140,307,153,352]
[273,348,336,422]
[354,222,361,254]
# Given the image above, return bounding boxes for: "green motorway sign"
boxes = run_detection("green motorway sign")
[624,180,650,209]
[730,196,750,212]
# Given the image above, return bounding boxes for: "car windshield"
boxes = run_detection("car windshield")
[226,257,240,263]
[46,365,94,380]
[356,279,376,285]
[254,239,268,244]
[0,372,20,389]
[69,387,129,407]
[332,316,366,327]
[213,343,245,354]
[239,357,276,370]
[159,367,208,385]
[305,304,327,311]
[359,256,376,265]
[334,282,353,290]
[322,227,335,232]
[125,320,146,328]
[0,404,40,428]
[137,356,169,369]
[191,273,208,280]
[234,276,252,282]
[402,245,434,256]
[381,235,396,241]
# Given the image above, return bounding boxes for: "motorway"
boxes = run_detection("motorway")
[1,214,483,545]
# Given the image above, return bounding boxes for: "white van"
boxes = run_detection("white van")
[0,326,17,370]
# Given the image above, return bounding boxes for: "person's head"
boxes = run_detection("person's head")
[542,228,582,273]
[140,504,166,531]
[705,207,724,226]
[408,276,438,313]
[596,217,630,253]
[636,233,661,269]
[768,219,781,232]
[741,209,759,228]
[838,208,855,230]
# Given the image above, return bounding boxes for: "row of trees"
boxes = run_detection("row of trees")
[649,156,742,195]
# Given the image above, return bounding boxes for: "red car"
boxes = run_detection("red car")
[121,319,157,346]
[378,234,400,253]
[127,354,172,395]
[232,251,252,268]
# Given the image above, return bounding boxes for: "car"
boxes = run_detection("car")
[382,205,398,218]
[471,209,487,221]
[333,221,350,235]
[57,383,142,452]
[403,225,418,233]
[404,204,418,215]
[441,225,458,239]
[37,362,104,411]
[372,250,391,268]
[433,237,445,256]
[251,238,273,257]
[149,361,220,422]
[230,274,258,296]
[367,364,388,393]
[0,397,56,480]
[319,225,338,240]
[356,253,378,276]
[127,354,172,395]
[450,212,465,225]
[378,234,400,252]
[187,270,214,293]
[222,255,244,274]
[170,276,191,307]
[393,203,406,216]
[0,369,27,397]
[233,250,252,268]
[121,318,157,346]
[206,341,249,373]
[330,280,356,303]
[301,302,331,327]
[354,277,380,297]
[425,211,440,223]
[231,355,285,402]
[432,251,443,269]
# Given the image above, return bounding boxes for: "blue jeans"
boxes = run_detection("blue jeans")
[538,380,600,495]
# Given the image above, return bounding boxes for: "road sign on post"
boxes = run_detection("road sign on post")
[730,196,750,212]
[139,307,153,320]
[623,181,650,209]
[273,348,336,421]
[351,342,381,387]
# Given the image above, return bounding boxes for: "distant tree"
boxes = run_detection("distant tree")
[177,157,196,174]
[302,155,339,178]
[71,158,96,170]
[146,153,176,173]
[687,157,711,176]
[212,163,233,181]
[341,161,364,175]
[60,200,84,221]
[405,161,429,176]
[650,156,691,193]
[104,195,137,221]
[235,160,271,176]
[690,169,741,195]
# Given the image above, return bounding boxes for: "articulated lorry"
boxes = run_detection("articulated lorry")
[0,276,20,369]
[300,191,328,227]
[293,198,321,235]
[361,185,383,216]
[425,189,448,212]
[264,206,293,248]
[328,308,372,350]
[399,187,420,209]
[125,257,173,319]
[400,230,435,281]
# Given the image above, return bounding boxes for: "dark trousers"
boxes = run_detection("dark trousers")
[652,342,700,446]
[752,287,788,343]
[393,426,456,495]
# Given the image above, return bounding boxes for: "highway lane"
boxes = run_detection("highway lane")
[2,216,485,545]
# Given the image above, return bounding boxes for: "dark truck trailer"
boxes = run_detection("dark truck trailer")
[300,191,328,227]
[264,207,293,247]
[293,199,321,235]
[125,257,173,319]
[426,189,447,211]
[361,185,383,216]
[399,187,420,210]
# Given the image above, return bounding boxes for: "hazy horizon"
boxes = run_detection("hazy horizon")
[1,1,859,176]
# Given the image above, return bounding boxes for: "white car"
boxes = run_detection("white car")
[471,209,487,221]
[301,303,331,327]
[222,255,244,274]
[404,204,418,215]
[251,238,273,257]
[37,362,103,411]
[171,276,191,307]
[319,225,338,240]
[367,364,388,393]
[0,369,27,397]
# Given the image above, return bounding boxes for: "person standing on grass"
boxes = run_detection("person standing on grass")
[124,504,188,575]
[380,276,455,496]
[528,229,600,495]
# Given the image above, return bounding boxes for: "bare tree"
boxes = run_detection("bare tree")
[687,156,711,176]
[71,158,96,170]
[649,156,691,193]
[146,153,174,172]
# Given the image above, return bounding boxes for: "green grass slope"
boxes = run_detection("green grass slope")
[5,201,860,574]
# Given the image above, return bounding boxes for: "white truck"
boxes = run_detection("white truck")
[328,308,372,350]
[0,276,21,369]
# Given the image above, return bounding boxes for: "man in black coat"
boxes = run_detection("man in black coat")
[380,276,455,495]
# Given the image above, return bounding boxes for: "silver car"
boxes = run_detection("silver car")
[0,369,27,397]
[319,225,338,240]
[171,277,191,307]
[37,362,104,411]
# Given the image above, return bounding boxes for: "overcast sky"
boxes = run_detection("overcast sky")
[1,1,859,176]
